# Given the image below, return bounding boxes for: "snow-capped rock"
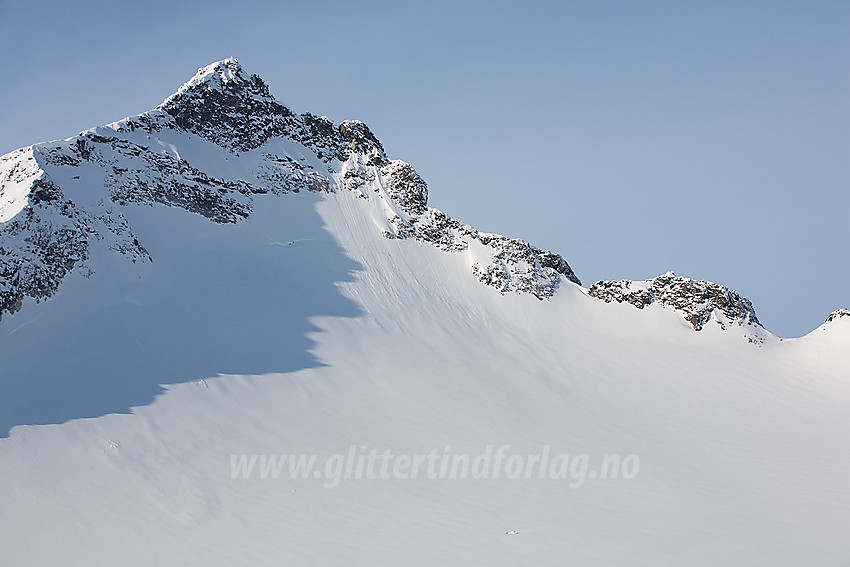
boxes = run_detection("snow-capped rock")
[158,58,298,153]
[588,271,761,332]
[0,147,149,320]
[825,308,850,324]
[381,160,428,215]
[0,58,581,320]
[377,158,580,298]
[157,58,385,165]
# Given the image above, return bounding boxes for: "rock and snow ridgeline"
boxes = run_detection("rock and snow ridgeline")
[0,59,580,319]
[588,272,761,332]
[0,58,833,335]
[825,308,850,324]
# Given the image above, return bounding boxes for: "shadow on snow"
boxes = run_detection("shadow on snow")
[0,193,363,437]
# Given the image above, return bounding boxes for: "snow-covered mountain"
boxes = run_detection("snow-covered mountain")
[0,59,847,566]
[0,58,579,324]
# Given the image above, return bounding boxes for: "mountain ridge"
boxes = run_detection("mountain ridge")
[0,59,840,337]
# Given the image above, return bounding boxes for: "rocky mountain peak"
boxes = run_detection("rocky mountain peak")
[155,59,389,166]
[2,58,784,335]
[167,58,250,97]
[0,58,585,322]
[588,272,761,333]
[158,58,295,152]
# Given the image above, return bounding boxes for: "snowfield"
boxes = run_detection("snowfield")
[0,59,848,566]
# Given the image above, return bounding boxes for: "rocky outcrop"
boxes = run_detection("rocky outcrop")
[0,179,88,318]
[825,309,850,324]
[381,160,428,215]
[378,160,580,298]
[588,272,760,331]
[0,173,148,320]
[158,58,297,153]
[467,233,580,299]
[339,120,387,167]
[43,136,254,223]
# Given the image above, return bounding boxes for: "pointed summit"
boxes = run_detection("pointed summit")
[0,56,583,321]
[158,58,295,151]
[162,58,250,101]
[154,59,388,165]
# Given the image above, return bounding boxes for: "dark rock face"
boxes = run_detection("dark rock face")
[0,175,148,321]
[381,160,428,215]
[339,121,387,167]
[0,180,88,319]
[157,59,385,167]
[294,113,346,162]
[159,59,296,152]
[588,272,760,331]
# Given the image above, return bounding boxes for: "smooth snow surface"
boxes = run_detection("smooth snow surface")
[1,183,848,565]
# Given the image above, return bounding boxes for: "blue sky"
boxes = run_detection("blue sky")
[1,0,847,337]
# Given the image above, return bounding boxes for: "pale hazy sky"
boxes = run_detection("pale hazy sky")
[1,0,847,337]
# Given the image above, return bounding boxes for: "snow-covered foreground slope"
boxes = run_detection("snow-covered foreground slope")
[1,60,848,565]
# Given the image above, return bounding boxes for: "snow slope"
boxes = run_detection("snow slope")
[0,59,848,566]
